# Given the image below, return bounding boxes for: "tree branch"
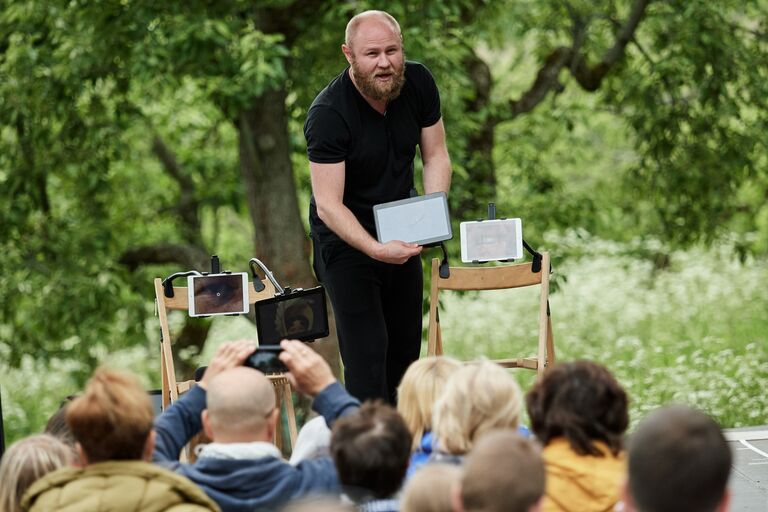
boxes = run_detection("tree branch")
[119,243,209,272]
[501,0,651,122]
[151,136,203,247]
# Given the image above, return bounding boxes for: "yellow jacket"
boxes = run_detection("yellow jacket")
[541,437,626,512]
[21,460,220,512]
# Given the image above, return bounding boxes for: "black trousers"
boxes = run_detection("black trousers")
[314,238,423,404]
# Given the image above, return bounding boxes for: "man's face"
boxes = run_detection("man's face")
[344,18,405,102]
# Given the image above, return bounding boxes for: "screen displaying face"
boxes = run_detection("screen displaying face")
[255,287,329,344]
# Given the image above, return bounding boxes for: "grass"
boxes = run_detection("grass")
[1,234,766,444]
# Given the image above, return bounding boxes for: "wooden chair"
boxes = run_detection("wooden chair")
[426,252,555,377]
[154,278,298,454]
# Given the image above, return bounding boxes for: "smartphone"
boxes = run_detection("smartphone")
[254,287,329,344]
[187,272,250,317]
[243,346,288,375]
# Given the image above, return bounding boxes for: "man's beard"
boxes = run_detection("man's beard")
[351,58,406,102]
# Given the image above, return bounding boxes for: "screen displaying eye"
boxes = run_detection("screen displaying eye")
[193,275,244,314]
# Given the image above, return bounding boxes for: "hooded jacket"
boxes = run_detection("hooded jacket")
[21,460,219,512]
[541,437,627,512]
[153,382,360,512]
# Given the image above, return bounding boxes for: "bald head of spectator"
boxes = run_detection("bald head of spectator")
[203,366,278,443]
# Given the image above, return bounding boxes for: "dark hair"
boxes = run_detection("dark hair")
[330,402,412,501]
[461,430,545,512]
[526,360,628,456]
[628,405,731,512]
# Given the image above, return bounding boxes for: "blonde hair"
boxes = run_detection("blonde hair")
[432,361,522,455]
[345,10,402,48]
[401,463,462,512]
[67,367,154,462]
[0,434,73,512]
[397,356,461,450]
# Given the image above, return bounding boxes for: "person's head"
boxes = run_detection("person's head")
[526,360,628,456]
[280,496,356,512]
[0,434,74,512]
[432,361,522,455]
[341,10,405,102]
[44,402,75,447]
[624,405,731,512]
[330,401,412,501]
[67,367,155,464]
[202,366,278,443]
[401,463,462,512]
[456,430,545,512]
[397,356,462,450]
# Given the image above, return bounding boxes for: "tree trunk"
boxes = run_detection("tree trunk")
[237,88,341,378]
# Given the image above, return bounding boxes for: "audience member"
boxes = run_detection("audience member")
[330,402,412,512]
[43,403,75,448]
[526,360,628,512]
[396,356,461,476]
[623,404,732,512]
[0,434,73,512]
[153,339,360,512]
[21,368,218,511]
[431,361,522,461]
[455,430,545,512]
[400,463,461,512]
[281,496,356,512]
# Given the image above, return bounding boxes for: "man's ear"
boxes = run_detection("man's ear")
[450,481,464,512]
[202,409,215,441]
[266,408,280,442]
[75,442,89,467]
[341,44,353,65]
[716,488,731,512]
[620,479,635,512]
[142,430,156,461]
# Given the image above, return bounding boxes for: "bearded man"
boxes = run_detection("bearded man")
[304,10,452,403]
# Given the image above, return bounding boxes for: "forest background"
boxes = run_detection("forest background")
[1,0,767,445]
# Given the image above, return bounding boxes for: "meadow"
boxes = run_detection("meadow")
[1,233,766,444]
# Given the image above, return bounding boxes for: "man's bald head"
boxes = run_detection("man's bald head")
[205,367,276,440]
[345,10,402,49]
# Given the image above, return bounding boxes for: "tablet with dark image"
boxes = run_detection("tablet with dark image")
[255,287,329,344]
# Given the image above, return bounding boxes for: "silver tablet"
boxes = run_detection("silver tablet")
[187,272,250,317]
[460,218,523,263]
[373,192,452,245]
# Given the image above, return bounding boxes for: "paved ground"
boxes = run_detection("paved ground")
[726,427,768,511]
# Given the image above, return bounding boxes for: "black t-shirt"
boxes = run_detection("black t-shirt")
[304,61,442,244]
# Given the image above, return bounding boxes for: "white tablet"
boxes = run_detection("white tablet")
[187,272,250,317]
[460,218,523,263]
[373,192,452,245]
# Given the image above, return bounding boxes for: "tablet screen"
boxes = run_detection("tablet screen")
[373,192,452,246]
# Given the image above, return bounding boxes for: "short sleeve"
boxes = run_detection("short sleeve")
[414,64,441,128]
[304,105,350,164]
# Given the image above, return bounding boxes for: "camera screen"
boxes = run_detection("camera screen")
[255,287,329,344]
[244,347,287,375]
[187,273,249,317]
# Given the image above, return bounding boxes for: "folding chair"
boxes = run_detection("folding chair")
[426,252,555,376]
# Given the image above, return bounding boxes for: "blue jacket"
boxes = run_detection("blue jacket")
[153,382,360,512]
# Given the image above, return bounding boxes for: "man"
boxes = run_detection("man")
[22,368,218,512]
[623,405,732,512]
[305,10,452,403]
[330,402,412,511]
[454,430,545,512]
[153,340,360,512]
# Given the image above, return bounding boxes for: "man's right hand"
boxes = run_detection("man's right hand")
[371,240,422,264]
[279,339,336,397]
[198,339,256,390]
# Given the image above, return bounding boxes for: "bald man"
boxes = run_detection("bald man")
[153,340,360,512]
[305,10,452,403]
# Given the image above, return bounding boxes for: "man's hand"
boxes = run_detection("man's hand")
[279,339,336,397]
[198,339,256,390]
[371,240,422,264]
